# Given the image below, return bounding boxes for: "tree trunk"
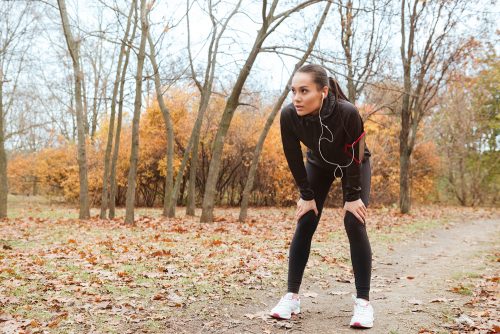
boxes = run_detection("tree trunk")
[58,0,90,219]
[186,130,201,215]
[109,5,138,219]
[146,32,175,220]
[181,91,215,218]
[172,0,243,218]
[100,0,135,219]
[399,151,411,213]
[124,0,148,225]
[200,25,269,222]
[0,70,7,218]
[399,0,414,214]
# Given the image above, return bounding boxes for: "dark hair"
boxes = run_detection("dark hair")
[296,64,350,103]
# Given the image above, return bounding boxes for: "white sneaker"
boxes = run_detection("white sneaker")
[349,294,374,328]
[269,292,301,320]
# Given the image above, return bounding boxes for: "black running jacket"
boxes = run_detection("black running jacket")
[279,89,371,202]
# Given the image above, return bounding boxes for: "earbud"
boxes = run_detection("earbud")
[322,92,325,99]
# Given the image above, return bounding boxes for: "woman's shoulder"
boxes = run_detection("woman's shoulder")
[280,102,297,122]
[281,102,296,115]
[336,99,359,117]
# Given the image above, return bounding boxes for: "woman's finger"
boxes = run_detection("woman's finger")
[354,211,365,225]
[359,204,367,215]
[358,206,366,218]
[360,207,367,222]
[356,210,364,224]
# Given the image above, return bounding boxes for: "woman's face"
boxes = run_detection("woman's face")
[291,72,327,117]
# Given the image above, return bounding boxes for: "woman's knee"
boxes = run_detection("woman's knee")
[343,211,367,236]
[295,210,319,234]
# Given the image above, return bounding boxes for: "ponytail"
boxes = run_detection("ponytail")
[328,76,350,103]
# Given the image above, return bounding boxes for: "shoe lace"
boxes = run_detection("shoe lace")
[277,296,296,307]
[354,302,371,317]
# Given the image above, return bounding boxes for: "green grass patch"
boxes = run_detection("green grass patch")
[452,283,475,296]
[450,271,482,280]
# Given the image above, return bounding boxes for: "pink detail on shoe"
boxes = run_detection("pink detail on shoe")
[272,313,288,320]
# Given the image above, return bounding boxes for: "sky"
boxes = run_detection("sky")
[2,0,499,150]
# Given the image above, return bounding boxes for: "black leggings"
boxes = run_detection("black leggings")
[287,157,372,301]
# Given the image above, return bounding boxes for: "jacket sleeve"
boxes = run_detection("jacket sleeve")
[343,109,366,202]
[280,109,315,201]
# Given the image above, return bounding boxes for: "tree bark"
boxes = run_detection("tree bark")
[124,0,149,225]
[0,69,6,218]
[146,30,175,218]
[109,5,138,219]
[58,0,90,219]
[100,0,135,219]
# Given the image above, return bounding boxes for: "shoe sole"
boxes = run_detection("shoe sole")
[350,321,373,328]
[270,310,300,320]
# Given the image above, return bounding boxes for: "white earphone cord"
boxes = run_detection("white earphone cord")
[317,93,355,179]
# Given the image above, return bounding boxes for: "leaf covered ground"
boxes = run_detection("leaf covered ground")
[1,196,498,333]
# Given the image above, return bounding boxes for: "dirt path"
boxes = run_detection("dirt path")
[221,218,500,334]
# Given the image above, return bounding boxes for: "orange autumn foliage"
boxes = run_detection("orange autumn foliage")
[7,91,441,207]
[359,104,441,206]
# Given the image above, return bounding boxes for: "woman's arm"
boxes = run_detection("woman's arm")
[343,109,366,202]
[280,108,315,201]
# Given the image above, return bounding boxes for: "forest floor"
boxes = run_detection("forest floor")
[0,195,499,334]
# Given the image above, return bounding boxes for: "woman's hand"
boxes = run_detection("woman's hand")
[343,199,367,225]
[295,198,319,221]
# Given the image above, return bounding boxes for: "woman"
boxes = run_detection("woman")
[269,64,374,329]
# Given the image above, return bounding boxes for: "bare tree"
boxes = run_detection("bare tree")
[100,0,136,219]
[200,0,323,223]
[399,0,474,213]
[0,1,36,217]
[431,60,500,206]
[335,0,391,104]
[146,29,176,218]
[125,0,149,225]
[161,0,243,218]
[109,6,139,219]
[57,0,90,219]
[239,1,332,221]
[82,18,113,141]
